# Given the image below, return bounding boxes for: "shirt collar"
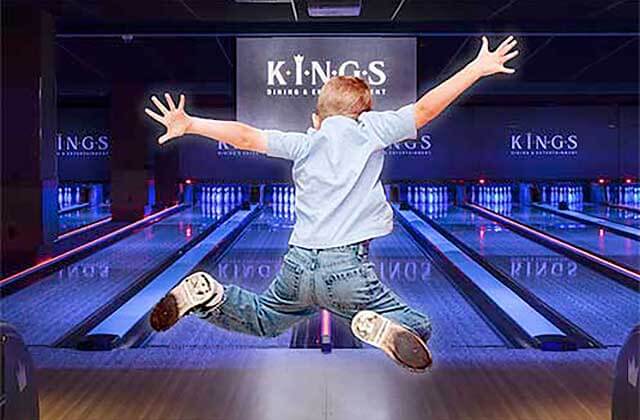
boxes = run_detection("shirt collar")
[307,115,358,134]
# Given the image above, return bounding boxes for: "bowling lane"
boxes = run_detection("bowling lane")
[149,205,505,350]
[59,205,111,233]
[575,203,640,229]
[147,205,295,348]
[494,204,640,272]
[0,207,223,346]
[421,205,639,346]
[369,223,505,350]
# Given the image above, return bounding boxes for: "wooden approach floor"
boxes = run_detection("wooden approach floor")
[35,348,616,420]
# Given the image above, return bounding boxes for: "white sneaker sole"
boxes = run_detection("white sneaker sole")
[351,310,432,373]
[171,271,224,318]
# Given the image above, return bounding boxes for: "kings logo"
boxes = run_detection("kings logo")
[510,132,579,156]
[267,54,387,87]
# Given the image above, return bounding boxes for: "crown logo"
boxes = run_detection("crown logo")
[629,356,639,388]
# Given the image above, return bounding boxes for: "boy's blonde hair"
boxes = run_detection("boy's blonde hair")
[316,76,372,120]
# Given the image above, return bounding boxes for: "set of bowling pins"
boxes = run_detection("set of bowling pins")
[407,185,449,205]
[607,184,640,205]
[198,185,243,205]
[272,185,295,205]
[470,185,512,205]
[198,185,243,218]
[58,185,82,209]
[540,185,583,204]
[271,186,296,223]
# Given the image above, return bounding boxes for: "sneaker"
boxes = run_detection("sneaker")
[150,271,224,331]
[351,310,432,373]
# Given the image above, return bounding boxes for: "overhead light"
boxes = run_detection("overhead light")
[307,0,362,17]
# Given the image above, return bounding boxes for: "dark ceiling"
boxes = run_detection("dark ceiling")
[5,1,639,100]
[18,0,640,26]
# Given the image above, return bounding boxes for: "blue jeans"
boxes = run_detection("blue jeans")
[195,241,432,342]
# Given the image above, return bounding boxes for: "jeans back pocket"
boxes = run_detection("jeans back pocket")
[273,257,303,301]
[325,264,375,313]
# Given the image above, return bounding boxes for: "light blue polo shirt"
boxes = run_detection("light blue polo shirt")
[264,104,416,249]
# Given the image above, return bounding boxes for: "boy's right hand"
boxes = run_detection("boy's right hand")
[470,36,519,77]
[145,93,191,144]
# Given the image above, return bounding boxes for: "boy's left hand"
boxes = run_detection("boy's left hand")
[471,36,519,77]
[145,93,191,144]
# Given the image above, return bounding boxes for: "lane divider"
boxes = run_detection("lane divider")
[53,205,245,348]
[533,203,640,240]
[467,203,640,288]
[409,205,602,349]
[608,203,640,215]
[0,204,186,292]
[396,207,572,350]
[56,216,113,241]
[76,206,261,350]
[57,202,90,215]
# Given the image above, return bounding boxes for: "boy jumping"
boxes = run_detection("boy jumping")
[145,36,518,372]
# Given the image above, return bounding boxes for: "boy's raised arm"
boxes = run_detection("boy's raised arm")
[414,36,518,129]
[186,117,267,153]
[144,93,267,153]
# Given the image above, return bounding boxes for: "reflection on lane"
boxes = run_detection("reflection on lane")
[0,207,222,346]
[418,205,638,346]
[58,205,111,233]
[148,206,295,348]
[370,223,505,349]
[491,204,640,272]
[149,206,505,350]
[575,203,640,229]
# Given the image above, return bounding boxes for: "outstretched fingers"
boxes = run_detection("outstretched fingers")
[502,50,519,63]
[165,93,177,111]
[151,95,169,116]
[497,37,517,55]
[145,108,165,124]
[496,36,514,52]
[178,94,185,111]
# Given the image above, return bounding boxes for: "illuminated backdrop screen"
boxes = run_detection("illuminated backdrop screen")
[236,37,417,131]
[181,37,417,182]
